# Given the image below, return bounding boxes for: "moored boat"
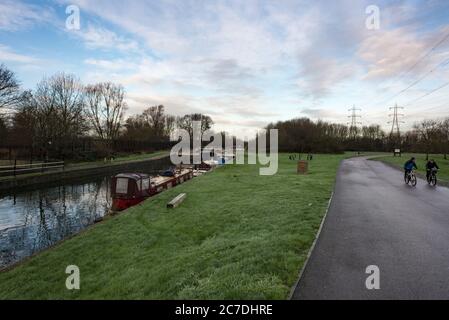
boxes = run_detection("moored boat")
[111,168,193,211]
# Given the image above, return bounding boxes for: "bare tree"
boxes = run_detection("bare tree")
[413,120,440,160]
[123,115,151,141]
[164,114,176,139]
[10,90,36,146]
[0,116,7,141]
[32,74,86,150]
[143,105,165,137]
[0,64,22,110]
[4,73,87,158]
[176,113,214,137]
[439,118,449,159]
[85,82,127,142]
[123,105,176,142]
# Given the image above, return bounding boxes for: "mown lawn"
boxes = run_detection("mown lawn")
[374,153,449,183]
[0,154,346,299]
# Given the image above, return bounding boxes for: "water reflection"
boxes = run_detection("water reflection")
[0,177,111,269]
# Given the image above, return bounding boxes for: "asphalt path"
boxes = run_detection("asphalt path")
[292,156,449,299]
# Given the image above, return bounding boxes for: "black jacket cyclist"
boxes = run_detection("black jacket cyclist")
[426,159,439,180]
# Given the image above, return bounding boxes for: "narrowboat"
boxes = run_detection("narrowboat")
[198,161,216,171]
[111,168,194,211]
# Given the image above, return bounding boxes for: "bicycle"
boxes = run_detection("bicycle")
[427,168,438,186]
[405,170,417,186]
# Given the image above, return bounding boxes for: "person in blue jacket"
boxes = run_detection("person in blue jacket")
[404,157,418,180]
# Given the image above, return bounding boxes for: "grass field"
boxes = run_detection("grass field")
[373,153,449,183]
[0,153,346,299]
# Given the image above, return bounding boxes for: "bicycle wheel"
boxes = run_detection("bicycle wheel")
[410,174,417,187]
[431,175,437,186]
[405,174,410,184]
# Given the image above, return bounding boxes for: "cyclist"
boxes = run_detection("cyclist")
[426,159,439,181]
[404,157,418,180]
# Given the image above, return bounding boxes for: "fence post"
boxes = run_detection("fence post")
[13,159,17,177]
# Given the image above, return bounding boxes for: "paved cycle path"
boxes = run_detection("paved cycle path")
[293,156,449,299]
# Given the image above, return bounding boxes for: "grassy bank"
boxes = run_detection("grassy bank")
[373,153,449,183]
[0,151,169,183]
[0,154,346,299]
[65,150,169,169]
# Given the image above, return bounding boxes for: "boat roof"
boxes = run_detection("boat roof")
[114,173,150,180]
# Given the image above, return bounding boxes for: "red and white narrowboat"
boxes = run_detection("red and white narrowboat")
[111,168,194,211]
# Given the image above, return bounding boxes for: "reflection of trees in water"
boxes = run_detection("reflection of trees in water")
[0,192,35,268]
[0,231,17,268]
[0,176,112,268]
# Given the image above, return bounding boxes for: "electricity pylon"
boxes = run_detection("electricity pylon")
[388,103,404,149]
[348,106,362,139]
[388,103,404,136]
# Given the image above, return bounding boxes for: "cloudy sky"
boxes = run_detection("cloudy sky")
[1,0,449,138]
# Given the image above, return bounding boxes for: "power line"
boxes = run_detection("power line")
[377,57,449,106]
[406,103,449,117]
[364,28,449,108]
[403,79,449,107]
[393,30,449,85]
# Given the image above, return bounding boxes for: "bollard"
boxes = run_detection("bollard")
[297,160,308,175]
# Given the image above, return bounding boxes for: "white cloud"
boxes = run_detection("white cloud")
[359,28,431,80]
[75,25,139,52]
[11,0,449,136]
[84,58,137,71]
[0,45,41,64]
[0,0,54,31]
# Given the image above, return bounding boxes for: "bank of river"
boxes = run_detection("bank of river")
[0,154,170,192]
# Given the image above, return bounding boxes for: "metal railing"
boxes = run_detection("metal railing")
[0,160,65,178]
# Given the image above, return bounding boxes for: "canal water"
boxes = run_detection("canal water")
[0,176,112,269]
[0,156,172,269]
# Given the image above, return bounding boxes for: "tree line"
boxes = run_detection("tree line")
[266,117,449,158]
[0,64,214,161]
[2,63,448,160]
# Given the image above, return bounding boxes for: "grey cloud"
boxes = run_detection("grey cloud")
[300,108,343,119]
[297,53,355,99]
[213,117,270,129]
[203,59,254,81]
[291,1,367,99]
[126,93,220,117]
